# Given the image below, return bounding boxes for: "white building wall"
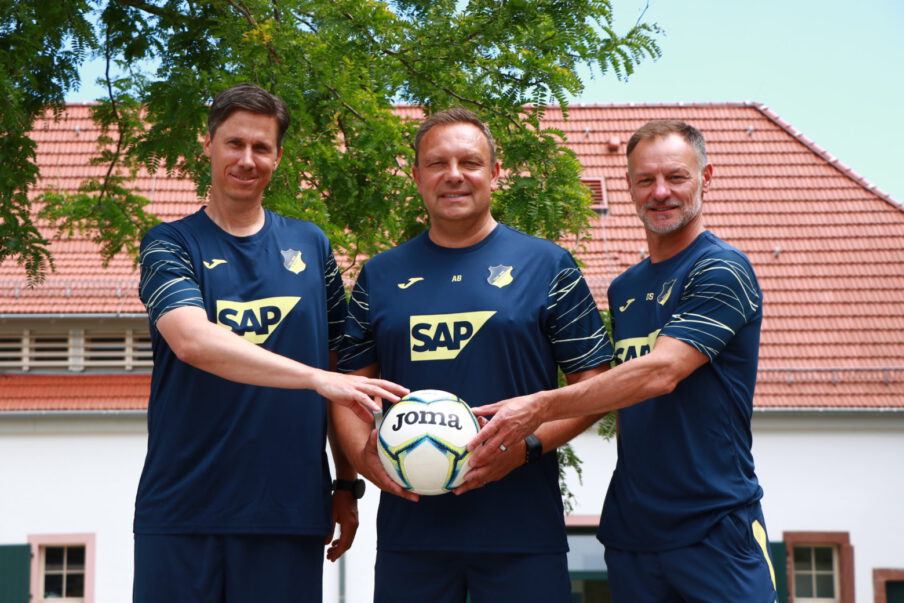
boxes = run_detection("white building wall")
[2,411,903,602]
[753,411,904,603]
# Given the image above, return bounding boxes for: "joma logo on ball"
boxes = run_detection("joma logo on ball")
[390,410,464,431]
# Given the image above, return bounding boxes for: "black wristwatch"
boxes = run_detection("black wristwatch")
[524,434,543,465]
[332,478,366,499]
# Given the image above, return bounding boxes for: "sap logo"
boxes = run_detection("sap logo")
[613,329,661,364]
[390,409,464,432]
[216,296,300,344]
[409,311,496,361]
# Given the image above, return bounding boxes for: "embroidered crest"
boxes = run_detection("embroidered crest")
[657,279,676,305]
[281,249,306,274]
[487,265,514,288]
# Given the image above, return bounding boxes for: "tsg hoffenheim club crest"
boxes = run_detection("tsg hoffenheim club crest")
[487,265,514,288]
[281,249,306,274]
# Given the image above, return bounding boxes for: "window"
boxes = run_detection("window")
[582,178,609,216]
[42,545,85,599]
[28,534,95,603]
[783,532,853,603]
[874,568,904,603]
[566,515,612,602]
[793,545,838,600]
[0,327,151,372]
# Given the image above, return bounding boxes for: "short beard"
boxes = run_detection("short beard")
[640,190,703,235]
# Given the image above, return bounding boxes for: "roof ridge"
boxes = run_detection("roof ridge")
[752,103,903,211]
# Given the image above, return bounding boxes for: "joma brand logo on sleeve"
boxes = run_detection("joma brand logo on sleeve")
[409,311,496,361]
[216,296,301,344]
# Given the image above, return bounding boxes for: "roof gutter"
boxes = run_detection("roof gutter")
[0,409,147,419]
[0,313,148,319]
[755,406,904,414]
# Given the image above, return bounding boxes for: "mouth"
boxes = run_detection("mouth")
[646,204,679,214]
[229,172,257,184]
[439,191,470,201]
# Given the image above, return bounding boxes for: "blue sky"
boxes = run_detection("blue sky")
[569,0,904,203]
[68,0,904,202]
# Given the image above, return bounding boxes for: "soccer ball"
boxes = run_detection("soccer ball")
[377,389,478,495]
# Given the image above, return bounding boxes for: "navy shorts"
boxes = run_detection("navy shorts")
[604,503,778,603]
[133,534,324,603]
[375,549,571,603]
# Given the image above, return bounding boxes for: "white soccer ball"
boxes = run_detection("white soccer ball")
[377,389,478,495]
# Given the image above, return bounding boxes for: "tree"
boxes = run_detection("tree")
[1,0,660,283]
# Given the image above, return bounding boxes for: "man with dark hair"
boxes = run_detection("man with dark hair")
[471,120,778,602]
[133,83,406,603]
[333,107,612,602]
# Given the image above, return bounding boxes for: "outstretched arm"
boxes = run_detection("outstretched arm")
[157,306,407,421]
[455,366,608,493]
[467,336,707,464]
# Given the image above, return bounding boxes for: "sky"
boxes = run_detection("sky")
[67,0,904,202]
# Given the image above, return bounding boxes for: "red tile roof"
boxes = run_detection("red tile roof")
[2,102,903,411]
[0,374,150,411]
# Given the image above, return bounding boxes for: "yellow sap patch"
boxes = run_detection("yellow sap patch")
[409,311,496,361]
[613,329,661,363]
[216,296,300,344]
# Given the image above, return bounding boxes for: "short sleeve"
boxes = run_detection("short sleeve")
[660,252,761,361]
[323,248,348,351]
[337,266,376,372]
[138,226,204,325]
[546,253,613,374]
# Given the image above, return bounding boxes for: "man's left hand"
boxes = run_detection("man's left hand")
[467,393,545,467]
[452,439,525,495]
[325,490,359,562]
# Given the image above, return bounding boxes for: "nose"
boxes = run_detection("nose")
[444,161,464,182]
[237,146,254,168]
[652,177,670,201]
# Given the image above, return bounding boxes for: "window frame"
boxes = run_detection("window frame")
[874,568,904,603]
[783,531,854,603]
[28,533,95,603]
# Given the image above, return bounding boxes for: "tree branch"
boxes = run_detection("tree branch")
[112,0,185,22]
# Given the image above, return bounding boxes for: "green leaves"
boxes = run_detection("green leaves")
[2,0,661,282]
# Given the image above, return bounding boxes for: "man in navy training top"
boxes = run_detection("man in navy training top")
[134,83,407,603]
[333,107,613,603]
[471,120,778,602]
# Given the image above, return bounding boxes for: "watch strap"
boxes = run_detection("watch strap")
[524,433,543,464]
[332,478,365,499]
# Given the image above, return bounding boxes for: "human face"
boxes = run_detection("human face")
[412,122,500,229]
[203,110,283,205]
[626,133,712,236]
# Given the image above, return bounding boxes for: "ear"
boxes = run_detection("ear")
[274,146,283,169]
[412,163,421,187]
[203,133,212,158]
[701,163,713,192]
[489,161,501,190]
[625,170,632,189]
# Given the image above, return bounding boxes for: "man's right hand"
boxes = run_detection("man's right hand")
[314,371,408,423]
[357,429,420,503]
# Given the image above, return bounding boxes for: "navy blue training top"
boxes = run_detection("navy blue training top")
[600,230,764,551]
[135,208,346,535]
[339,224,612,553]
